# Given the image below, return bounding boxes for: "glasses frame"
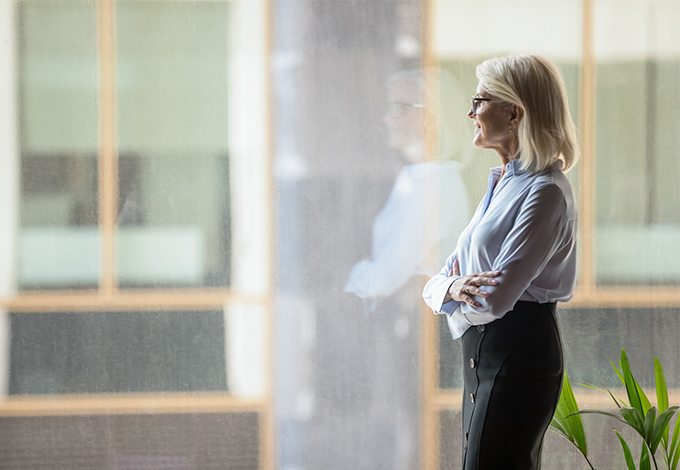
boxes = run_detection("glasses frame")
[470,96,504,115]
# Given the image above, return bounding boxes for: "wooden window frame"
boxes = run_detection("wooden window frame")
[421,0,680,469]
[0,0,275,469]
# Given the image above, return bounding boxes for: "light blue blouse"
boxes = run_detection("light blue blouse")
[422,159,578,339]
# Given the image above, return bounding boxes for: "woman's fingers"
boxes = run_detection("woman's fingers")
[461,294,482,308]
[468,286,490,297]
[469,275,499,287]
[475,270,501,278]
[453,259,461,277]
[448,270,500,306]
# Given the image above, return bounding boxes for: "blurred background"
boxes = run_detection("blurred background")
[0,0,679,469]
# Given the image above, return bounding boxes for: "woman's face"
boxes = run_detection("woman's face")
[467,83,515,156]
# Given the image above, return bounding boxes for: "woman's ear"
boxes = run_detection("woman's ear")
[510,105,524,127]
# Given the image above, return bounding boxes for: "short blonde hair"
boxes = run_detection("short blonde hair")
[476,55,579,173]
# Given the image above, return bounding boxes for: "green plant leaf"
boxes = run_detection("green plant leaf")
[637,382,653,415]
[643,407,657,442]
[615,430,637,470]
[639,441,651,470]
[613,361,624,384]
[571,409,625,420]
[549,418,574,445]
[669,411,680,470]
[550,417,568,436]
[607,387,624,409]
[655,358,670,448]
[621,350,644,415]
[580,383,625,408]
[655,358,669,413]
[651,406,679,454]
[572,409,631,431]
[551,372,588,456]
[619,407,646,436]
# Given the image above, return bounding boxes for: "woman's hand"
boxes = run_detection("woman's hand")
[445,260,501,308]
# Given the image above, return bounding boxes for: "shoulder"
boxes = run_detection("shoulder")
[524,182,566,216]
[525,169,577,221]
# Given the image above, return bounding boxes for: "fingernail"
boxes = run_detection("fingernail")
[494,271,501,275]
[492,280,498,285]
[474,302,482,308]
[454,259,459,264]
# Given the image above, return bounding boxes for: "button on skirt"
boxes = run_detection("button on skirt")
[460,301,563,470]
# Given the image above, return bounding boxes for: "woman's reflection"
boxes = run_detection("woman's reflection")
[345,69,469,311]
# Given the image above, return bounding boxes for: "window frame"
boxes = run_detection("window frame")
[0,0,275,468]
[421,0,680,468]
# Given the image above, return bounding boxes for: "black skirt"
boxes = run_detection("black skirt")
[461,301,563,470]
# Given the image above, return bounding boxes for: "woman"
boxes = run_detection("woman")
[422,55,578,469]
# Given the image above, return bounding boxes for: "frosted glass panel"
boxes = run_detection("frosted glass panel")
[19,0,98,154]
[10,310,227,394]
[116,1,231,288]
[17,0,99,291]
[594,3,680,284]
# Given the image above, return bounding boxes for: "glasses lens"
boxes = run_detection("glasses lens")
[471,97,478,114]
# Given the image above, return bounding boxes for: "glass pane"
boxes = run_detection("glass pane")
[594,1,680,285]
[0,414,259,469]
[116,1,231,289]
[438,314,463,390]
[9,310,227,395]
[439,409,461,469]
[17,0,99,291]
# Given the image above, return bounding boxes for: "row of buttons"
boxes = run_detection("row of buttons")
[469,324,485,403]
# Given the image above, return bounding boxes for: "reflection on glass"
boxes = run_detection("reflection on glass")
[17,0,99,290]
[345,70,469,312]
[116,1,231,288]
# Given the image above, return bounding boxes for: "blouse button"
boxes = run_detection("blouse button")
[470,393,475,403]
[477,325,485,333]
[469,358,476,369]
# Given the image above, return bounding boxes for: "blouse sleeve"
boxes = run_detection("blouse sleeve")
[463,183,569,321]
[422,249,463,316]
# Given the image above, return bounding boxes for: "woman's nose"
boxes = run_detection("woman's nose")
[467,107,474,118]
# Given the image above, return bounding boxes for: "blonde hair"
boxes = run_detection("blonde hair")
[476,55,579,173]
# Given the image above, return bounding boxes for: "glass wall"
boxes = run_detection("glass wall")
[18,0,99,290]
[1,0,679,469]
[1,0,269,467]
[432,1,680,469]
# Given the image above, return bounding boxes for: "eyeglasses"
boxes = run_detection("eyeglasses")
[470,96,503,115]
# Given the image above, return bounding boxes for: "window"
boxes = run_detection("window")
[430,1,680,468]
[0,0,270,468]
